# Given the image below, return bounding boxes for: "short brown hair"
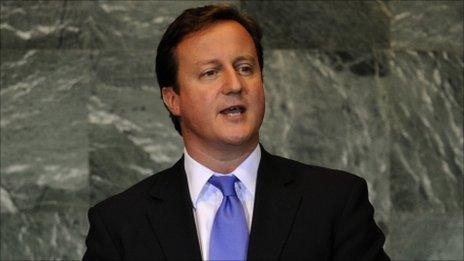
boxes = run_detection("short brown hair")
[155,4,263,135]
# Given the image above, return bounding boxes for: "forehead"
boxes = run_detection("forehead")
[175,20,257,63]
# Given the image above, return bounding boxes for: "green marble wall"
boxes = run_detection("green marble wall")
[1,1,462,260]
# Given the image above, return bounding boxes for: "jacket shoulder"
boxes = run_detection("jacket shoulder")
[271,153,364,182]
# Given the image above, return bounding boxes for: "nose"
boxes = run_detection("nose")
[222,66,243,95]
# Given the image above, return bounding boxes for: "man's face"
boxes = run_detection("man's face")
[163,21,265,150]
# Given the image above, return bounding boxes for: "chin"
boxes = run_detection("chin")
[223,138,248,146]
[221,131,257,147]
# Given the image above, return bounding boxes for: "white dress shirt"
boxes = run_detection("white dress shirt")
[184,145,260,261]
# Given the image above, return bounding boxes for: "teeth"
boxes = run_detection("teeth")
[221,106,244,115]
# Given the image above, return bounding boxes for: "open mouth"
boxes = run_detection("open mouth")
[220,105,246,116]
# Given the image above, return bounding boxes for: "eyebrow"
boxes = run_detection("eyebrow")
[195,55,257,66]
[234,55,257,65]
[195,59,221,66]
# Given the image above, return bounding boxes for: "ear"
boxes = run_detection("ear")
[162,87,181,116]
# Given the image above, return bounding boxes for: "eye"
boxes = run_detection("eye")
[237,64,253,76]
[200,69,219,79]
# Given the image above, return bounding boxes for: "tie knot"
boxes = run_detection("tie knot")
[208,175,238,196]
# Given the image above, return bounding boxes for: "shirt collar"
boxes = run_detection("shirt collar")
[184,144,261,207]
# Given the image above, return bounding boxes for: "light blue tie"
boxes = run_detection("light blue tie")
[208,175,248,261]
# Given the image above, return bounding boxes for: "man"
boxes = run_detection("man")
[84,4,389,261]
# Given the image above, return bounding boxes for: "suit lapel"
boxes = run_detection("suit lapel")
[146,157,202,260]
[247,147,303,260]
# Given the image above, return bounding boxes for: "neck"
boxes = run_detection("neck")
[184,140,259,174]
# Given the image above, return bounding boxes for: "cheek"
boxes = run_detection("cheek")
[179,94,215,122]
[250,83,265,104]
[253,86,266,119]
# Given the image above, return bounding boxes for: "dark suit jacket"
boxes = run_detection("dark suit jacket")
[83,147,389,260]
